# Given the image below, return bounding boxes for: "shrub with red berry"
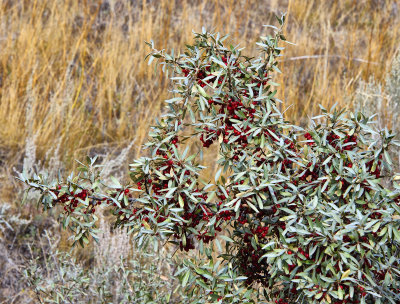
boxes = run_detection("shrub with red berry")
[17,15,400,304]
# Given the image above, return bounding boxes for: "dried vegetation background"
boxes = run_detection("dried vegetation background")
[0,0,399,303]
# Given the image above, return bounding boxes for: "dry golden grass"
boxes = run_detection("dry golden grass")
[0,0,399,200]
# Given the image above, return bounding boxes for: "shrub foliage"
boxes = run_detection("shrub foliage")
[17,15,400,303]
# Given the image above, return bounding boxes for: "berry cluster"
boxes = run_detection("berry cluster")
[50,187,99,214]
[237,228,270,286]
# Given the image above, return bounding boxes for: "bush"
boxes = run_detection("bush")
[18,15,400,303]
[24,230,178,304]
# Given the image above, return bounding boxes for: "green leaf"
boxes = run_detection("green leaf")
[384,150,392,166]
[178,195,185,208]
[182,270,190,287]
[393,227,400,242]
[261,134,265,148]
[215,168,223,183]
[341,269,351,280]
[165,187,177,198]
[196,84,210,98]
[110,176,122,188]
[219,235,234,243]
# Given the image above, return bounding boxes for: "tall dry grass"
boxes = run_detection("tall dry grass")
[0,0,399,199]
